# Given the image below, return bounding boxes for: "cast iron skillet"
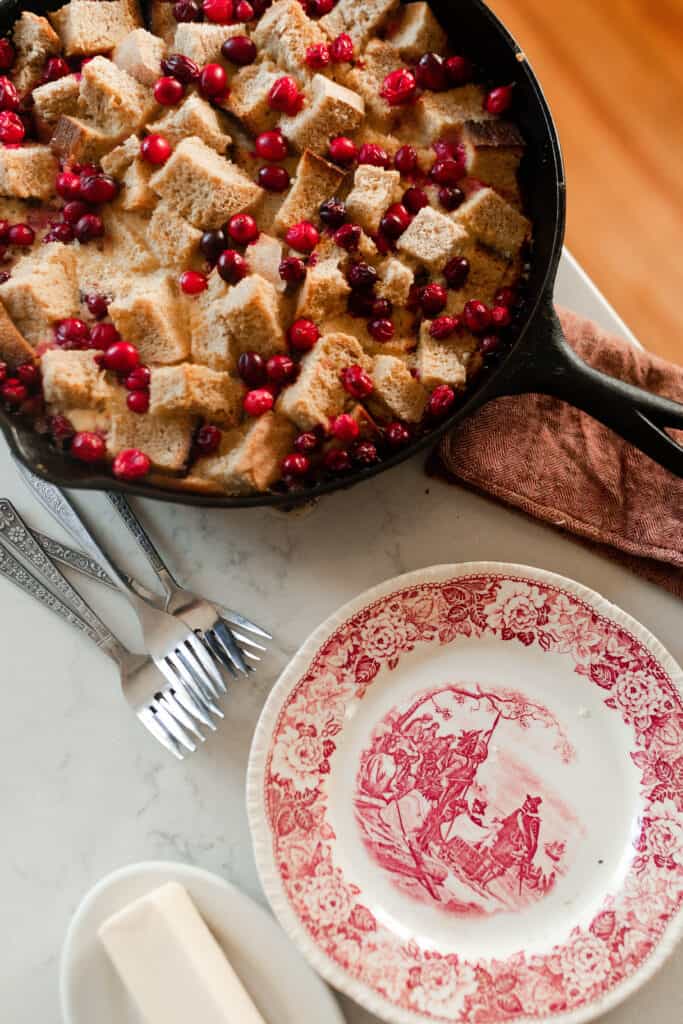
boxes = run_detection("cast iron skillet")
[1,0,683,506]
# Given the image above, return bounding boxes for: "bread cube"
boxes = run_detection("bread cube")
[79,56,157,137]
[377,257,413,306]
[295,260,350,321]
[415,325,466,390]
[172,22,243,66]
[222,274,286,358]
[102,209,160,274]
[281,75,364,154]
[0,245,79,344]
[387,3,446,60]
[108,407,194,472]
[31,75,80,126]
[50,0,141,57]
[190,273,236,371]
[246,233,285,292]
[100,134,141,176]
[225,61,282,135]
[415,85,491,140]
[277,331,369,430]
[320,0,398,47]
[150,136,262,228]
[345,40,403,131]
[443,242,509,314]
[273,150,345,235]
[109,273,190,364]
[453,188,530,257]
[50,115,118,162]
[198,411,296,492]
[148,93,231,154]
[0,144,58,200]
[146,198,203,265]
[370,354,427,422]
[252,0,327,76]
[12,12,61,93]
[462,120,525,196]
[150,0,178,46]
[113,28,167,86]
[397,206,468,272]
[150,363,244,425]
[0,301,35,367]
[41,349,109,409]
[345,164,402,235]
[121,158,156,212]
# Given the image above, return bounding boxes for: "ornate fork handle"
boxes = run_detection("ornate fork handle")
[31,528,114,587]
[106,492,177,600]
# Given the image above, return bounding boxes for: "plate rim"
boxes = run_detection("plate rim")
[246,561,683,1024]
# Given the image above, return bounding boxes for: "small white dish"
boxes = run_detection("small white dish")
[60,860,346,1024]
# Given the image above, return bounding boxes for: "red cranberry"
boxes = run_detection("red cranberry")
[243,387,274,416]
[44,222,74,244]
[49,413,75,441]
[281,452,309,476]
[0,76,19,111]
[199,63,228,99]
[140,133,172,164]
[445,55,473,85]
[84,292,108,319]
[288,318,319,351]
[444,256,470,289]
[113,448,151,480]
[334,223,361,250]
[285,221,319,253]
[358,142,390,168]
[227,212,259,244]
[200,227,228,263]
[0,110,24,143]
[385,421,410,446]
[41,57,70,84]
[427,383,456,418]
[319,197,346,228]
[124,366,151,391]
[257,165,290,191]
[102,341,140,373]
[179,269,208,294]
[463,299,492,333]
[16,362,39,389]
[368,318,394,342]
[379,202,411,239]
[161,53,200,83]
[429,315,459,339]
[394,145,417,175]
[79,174,118,204]
[305,43,330,69]
[222,35,257,65]
[237,350,266,386]
[402,186,429,213]
[268,76,301,115]
[438,185,465,211]
[173,0,202,20]
[0,360,6,383]
[74,214,104,242]
[371,296,392,318]
[0,39,15,71]
[0,219,8,240]
[72,431,106,463]
[62,200,88,224]
[323,448,351,473]
[420,283,447,315]
[202,0,233,21]
[485,84,513,115]
[154,75,184,106]
[0,271,9,284]
[341,364,373,398]
[479,333,502,356]
[347,261,377,289]
[55,317,89,347]
[266,353,295,382]
[331,412,359,442]
[353,440,378,465]
[430,158,466,185]
[1,376,26,404]
[217,248,248,283]
[8,223,34,246]
[307,0,334,15]
[278,256,306,284]
[195,423,222,455]
[330,33,353,62]
[380,68,417,106]
[254,129,287,161]
[294,431,319,453]
[328,136,357,165]
[56,170,82,199]
[126,388,150,414]
[89,322,120,349]
[235,0,254,19]
[495,287,518,308]
[415,52,448,91]
[491,304,512,328]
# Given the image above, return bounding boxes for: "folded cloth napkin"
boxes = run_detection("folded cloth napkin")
[437,306,683,599]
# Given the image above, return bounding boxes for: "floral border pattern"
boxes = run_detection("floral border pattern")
[262,575,683,1023]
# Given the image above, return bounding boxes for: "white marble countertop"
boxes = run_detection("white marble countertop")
[1,251,681,1024]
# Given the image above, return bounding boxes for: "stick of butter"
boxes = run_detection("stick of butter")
[98,881,267,1024]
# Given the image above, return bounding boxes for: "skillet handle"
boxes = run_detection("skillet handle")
[489,299,683,476]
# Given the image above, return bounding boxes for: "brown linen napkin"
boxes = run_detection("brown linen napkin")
[436,306,683,598]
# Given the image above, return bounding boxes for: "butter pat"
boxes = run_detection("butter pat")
[98,882,266,1024]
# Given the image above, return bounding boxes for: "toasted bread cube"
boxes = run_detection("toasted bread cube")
[444,242,509,314]
[12,12,61,93]
[0,144,58,200]
[146,198,203,265]
[225,61,282,135]
[121,158,156,212]
[222,274,286,358]
[397,206,469,272]
[253,0,327,76]
[416,321,480,389]
[147,93,231,154]
[345,40,403,132]
[274,150,345,235]
[150,0,177,45]
[199,411,296,492]
[345,163,402,235]
[0,244,78,344]
[415,85,491,140]
[50,114,118,162]
[377,257,413,306]
[387,2,446,60]
[281,75,364,154]
[150,136,262,229]
[277,331,369,429]
[113,28,167,86]
[109,273,190,364]
[31,75,80,126]
[150,363,244,425]
[50,0,141,57]
[295,259,350,321]
[79,56,157,137]
[41,349,109,409]
[108,406,194,472]
[370,353,427,422]
[190,273,236,370]
[102,209,160,273]
[247,233,285,292]
[100,133,141,176]
[0,301,35,367]
[172,22,243,66]
[453,188,530,257]
[320,0,398,47]
[462,120,525,196]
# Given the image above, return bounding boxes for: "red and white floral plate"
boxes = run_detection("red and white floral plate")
[247,564,683,1024]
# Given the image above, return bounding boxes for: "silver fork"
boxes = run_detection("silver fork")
[0,534,202,760]
[16,465,226,721]
[106,492,270,677]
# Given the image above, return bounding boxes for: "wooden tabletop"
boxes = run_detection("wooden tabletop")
[488,0,683,365]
